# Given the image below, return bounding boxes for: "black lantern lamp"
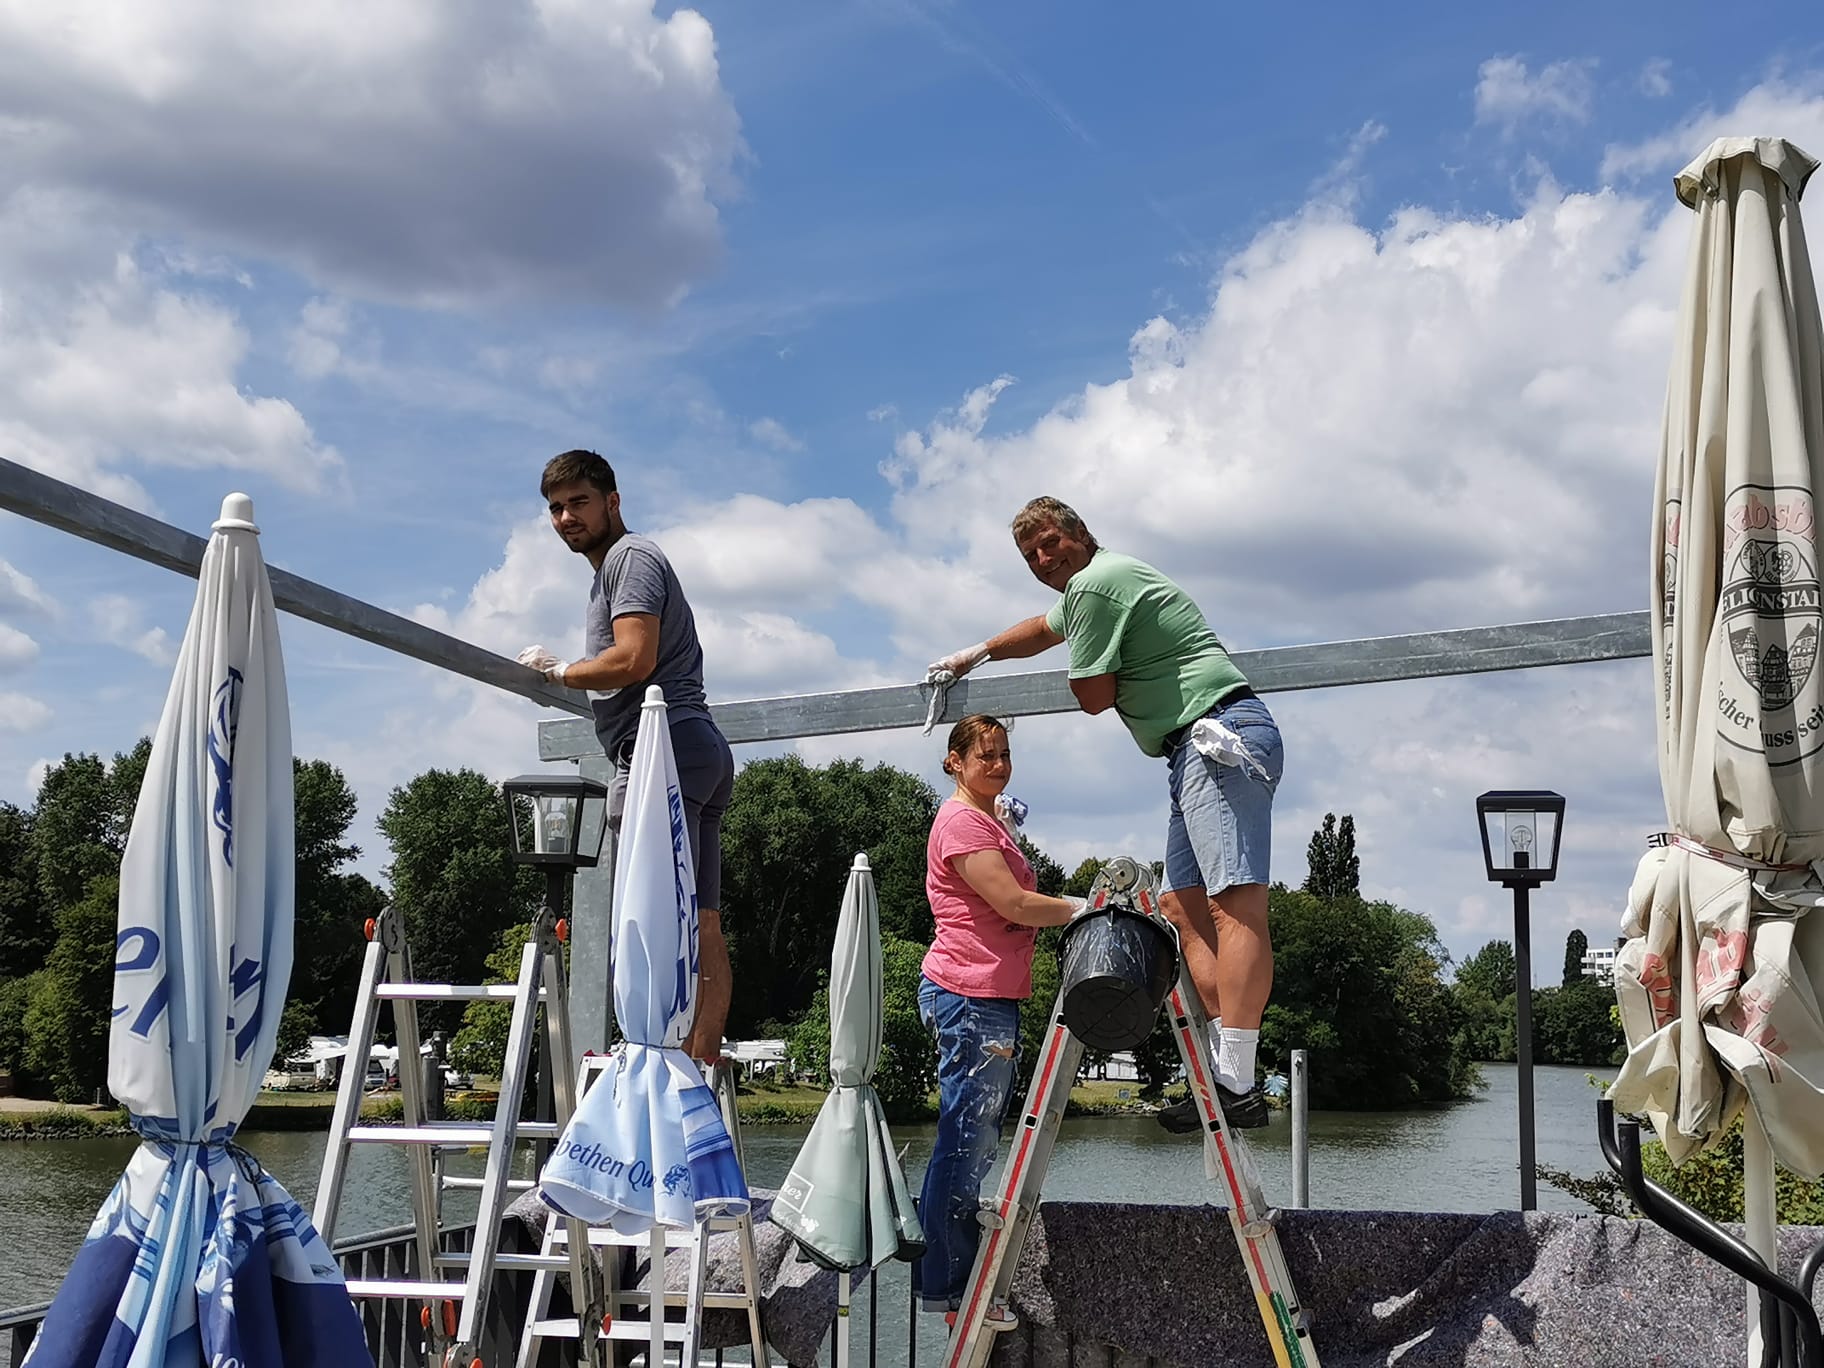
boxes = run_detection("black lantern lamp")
[1475,789,1566,1211]
[504,772,610,914]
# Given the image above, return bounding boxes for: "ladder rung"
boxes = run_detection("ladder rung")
[347,1122,560,1146]
[615,1290,761,1310]
[603,1322,689,1344]
[436,1250,573,1272]
[546,1221,742,1249]
[441,1175,536,1192]
[376,983,548,1001]
[344,1278,469,1300]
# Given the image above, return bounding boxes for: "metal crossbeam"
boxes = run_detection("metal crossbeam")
[538,611,1650,759]
[0,456,587,718]
[0,455,1648,765]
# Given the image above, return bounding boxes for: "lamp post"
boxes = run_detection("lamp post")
[502,773,610,1154]
[1475,789,1566,1212]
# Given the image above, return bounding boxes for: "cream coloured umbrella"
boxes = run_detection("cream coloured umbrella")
[1610,136,1824,1359]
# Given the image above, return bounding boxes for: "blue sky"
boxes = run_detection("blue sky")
[2,0,1823,978]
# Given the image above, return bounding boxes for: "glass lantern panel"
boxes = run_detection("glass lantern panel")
[574,794,608,864]
[533,794,576,857]
[1484,809,1539,872]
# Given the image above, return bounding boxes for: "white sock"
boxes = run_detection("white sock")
[1206,1017,1223,1059]
[1218,1028,1259,1094]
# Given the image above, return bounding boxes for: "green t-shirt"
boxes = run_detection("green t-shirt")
[1044,549,1249,758]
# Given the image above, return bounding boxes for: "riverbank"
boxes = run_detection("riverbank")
[0,1079,1163,1138]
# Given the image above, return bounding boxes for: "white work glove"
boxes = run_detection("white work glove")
[927,642,991,680]
[1064,895,1090,918]
[517,644,573,686]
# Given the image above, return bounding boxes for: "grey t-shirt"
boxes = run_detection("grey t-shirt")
[585,533,713,761]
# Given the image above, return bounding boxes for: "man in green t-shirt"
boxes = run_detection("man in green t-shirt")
[929,496,1285,1128]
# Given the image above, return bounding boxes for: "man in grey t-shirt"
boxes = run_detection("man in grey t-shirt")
[517,449,736,1064]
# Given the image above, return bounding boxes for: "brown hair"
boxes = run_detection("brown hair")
[942,714,1008,776]
[1011,495,1096,548]
[540,449,617,498]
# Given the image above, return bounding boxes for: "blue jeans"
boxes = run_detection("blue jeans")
[913,978,1021,1311]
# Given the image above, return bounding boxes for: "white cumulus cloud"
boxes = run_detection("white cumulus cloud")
[0,623,38,672]
[90,595,177,665]
[0,692,52,733]
[748,417,805,452]
[1475,56,1598,134]
[0,0,744,310]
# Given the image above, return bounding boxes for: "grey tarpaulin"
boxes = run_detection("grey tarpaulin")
[988,1203,1824,1367]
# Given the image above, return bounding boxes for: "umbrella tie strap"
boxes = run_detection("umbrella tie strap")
[1654,832,1814,873]
[138,1134,270,1182]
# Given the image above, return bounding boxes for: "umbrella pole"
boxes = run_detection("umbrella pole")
[1744,1109,1778,1367]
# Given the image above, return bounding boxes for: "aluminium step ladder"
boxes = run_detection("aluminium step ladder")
[515,1058,770,1367]
[942,856,1321,1368]
[312,904,606,1368]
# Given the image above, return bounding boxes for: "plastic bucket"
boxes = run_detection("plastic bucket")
[1055,906,1180,1051]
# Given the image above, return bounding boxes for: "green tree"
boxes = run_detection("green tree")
[30,744,150,916]
[1562,928,1589,986]
[1017,836,1066,897]
[1532,979,1625,1065]
[1015,928,1063,1097]
[378,769,537,1028]
[786,933,935,1122]
[1258,887,1472,1108]
[289,759,385,1038]
[24,875,122,1102]
[449,922,534,1077]
[273,999,316,1070]
[0,801,48,980]
[1130,1013,1183,1098]
[1303,812,1360,900]
[1456,939,1517,1001]
[0,970,43,1083]
[1062,858,1105,899]
[720,756,938,1034]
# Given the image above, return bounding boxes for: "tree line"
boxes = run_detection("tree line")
[0,740,1615,1112]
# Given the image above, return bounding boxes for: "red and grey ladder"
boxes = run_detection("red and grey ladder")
[941,856,1321,1368]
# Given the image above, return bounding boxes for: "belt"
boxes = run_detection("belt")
[1162,686,1257,753]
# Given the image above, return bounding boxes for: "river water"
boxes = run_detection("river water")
[0,1062,1614,1321]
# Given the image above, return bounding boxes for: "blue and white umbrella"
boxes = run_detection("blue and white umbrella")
[540,684,748,1232]
[25,494,366,1368]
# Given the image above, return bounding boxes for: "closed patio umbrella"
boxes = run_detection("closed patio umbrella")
[773,854,925,1364]
[540,684,748,1232]
[25,493,365,1368]
[1611,136,1824,1359]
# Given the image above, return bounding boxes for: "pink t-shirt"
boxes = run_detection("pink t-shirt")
[922,799,1040,1000]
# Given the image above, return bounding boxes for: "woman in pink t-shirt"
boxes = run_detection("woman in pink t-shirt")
[915,714,1082,1324]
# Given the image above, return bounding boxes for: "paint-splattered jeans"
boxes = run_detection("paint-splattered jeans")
[914,976,1022,1311]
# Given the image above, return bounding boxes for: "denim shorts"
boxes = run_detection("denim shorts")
[1162,693,1284,895]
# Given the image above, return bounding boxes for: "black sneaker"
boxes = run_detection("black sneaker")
[1154,1084,1269,1133]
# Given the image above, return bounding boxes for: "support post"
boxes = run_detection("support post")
[568,752,617,1065]
[1290,1049,1310,1209]
[1513,883,1537,1211]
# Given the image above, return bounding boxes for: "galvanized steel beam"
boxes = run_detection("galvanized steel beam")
[0,456,588,718]
[538,610,1650,760]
